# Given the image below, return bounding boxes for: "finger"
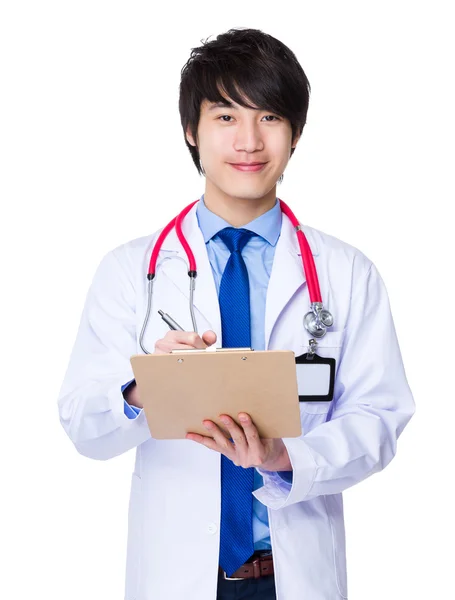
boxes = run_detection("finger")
[186,433,221,452]
[237,413,261,448]
[203,420,235,453]
[219,415,248,450]
[169,331,207,349]
[185,433,232,458]
[154,341,200,354]
[202,330,217,346]
[155,330,209,353]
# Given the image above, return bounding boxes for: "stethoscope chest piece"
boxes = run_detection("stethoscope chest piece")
[303,302,334,338]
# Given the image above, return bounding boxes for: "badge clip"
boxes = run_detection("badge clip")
[307,338,317,360]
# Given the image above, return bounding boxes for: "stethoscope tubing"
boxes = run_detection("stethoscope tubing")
[279,200,321,303]
[140,198,330,354]
[148,198,321,302]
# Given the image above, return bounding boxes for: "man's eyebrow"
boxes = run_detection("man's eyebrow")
[207,101,237,111]
[207,100,265,113]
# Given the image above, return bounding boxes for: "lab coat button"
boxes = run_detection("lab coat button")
[207,522,218,534]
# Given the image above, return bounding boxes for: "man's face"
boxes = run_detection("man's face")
[186,92,300,201]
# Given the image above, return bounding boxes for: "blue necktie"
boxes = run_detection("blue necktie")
[217,226,256,577]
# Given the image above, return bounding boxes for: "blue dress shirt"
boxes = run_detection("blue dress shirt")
[121,193,293,550]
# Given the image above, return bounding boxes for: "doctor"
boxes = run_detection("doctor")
[58,27,415,600]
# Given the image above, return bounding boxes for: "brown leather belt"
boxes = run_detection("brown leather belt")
[219,552,274,580]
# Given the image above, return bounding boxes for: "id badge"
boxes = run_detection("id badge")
[295,352,335,402]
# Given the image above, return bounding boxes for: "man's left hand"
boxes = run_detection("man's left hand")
[186,412,292,472]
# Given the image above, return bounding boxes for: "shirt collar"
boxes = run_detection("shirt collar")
[196,193,282,246]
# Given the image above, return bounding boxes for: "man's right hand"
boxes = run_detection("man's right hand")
[125,330,217,409]
[154,329,217,354]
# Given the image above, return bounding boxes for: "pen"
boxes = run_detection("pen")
[158,309,185,331]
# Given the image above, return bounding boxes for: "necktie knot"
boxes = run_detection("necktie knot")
[217,227,255,254]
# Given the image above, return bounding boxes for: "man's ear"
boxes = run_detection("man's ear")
[186,126,196,147]
[292,130,302,149]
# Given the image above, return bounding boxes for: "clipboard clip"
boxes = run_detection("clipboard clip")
[170,347,253,354]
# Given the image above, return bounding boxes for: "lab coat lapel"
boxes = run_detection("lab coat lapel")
[264,213,319,349]
[158,202,222,342]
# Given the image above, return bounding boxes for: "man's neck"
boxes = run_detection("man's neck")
[203,181,277,227]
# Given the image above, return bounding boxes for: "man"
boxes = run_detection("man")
[58,27,415,599]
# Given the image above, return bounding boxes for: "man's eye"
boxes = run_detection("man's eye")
[217,115,280,122]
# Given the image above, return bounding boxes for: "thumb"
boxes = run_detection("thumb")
[202,330,217,347]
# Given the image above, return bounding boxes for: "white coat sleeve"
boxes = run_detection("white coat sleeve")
[254,262,415,509]
[57,248,151,460]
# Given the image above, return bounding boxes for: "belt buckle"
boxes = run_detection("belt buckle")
[223,571,245,581]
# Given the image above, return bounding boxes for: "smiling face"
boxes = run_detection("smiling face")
[186,88,301,210]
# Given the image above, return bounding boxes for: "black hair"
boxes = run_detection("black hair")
[179,27,311,184]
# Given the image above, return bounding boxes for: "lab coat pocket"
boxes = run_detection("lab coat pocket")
[125,473,142,600]
[298,329,345,422]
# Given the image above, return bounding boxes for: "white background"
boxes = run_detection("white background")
[1,1,453,598]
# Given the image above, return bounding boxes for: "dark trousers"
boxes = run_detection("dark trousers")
[216,570,277,599]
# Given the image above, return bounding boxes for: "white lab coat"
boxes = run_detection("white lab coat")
[58,202,415,599]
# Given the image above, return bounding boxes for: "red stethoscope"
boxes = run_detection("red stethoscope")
[139,198,333,354]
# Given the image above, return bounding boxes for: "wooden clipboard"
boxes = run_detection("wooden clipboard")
[130,348,302,440]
